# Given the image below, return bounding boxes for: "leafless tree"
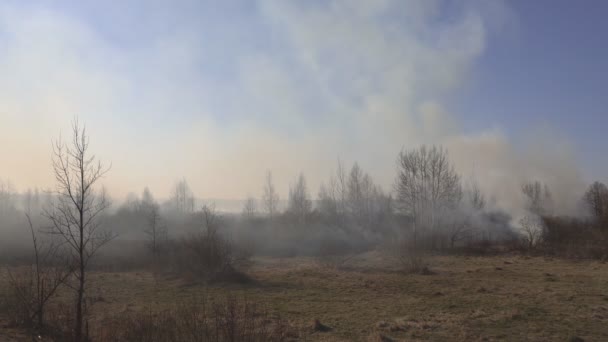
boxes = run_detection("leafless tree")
[465,178,486,211]
[0,178,16,214]
[140,187,155,212]
[394,145,462,244]
[172,178,195,213]
[317,160,348,225]
[317,182,338,220]
[522,181,552,216]
[519,215,545,249]
[346,163,365,219]
[287,173,312,223]
[583,181,608,222]
[444,178,486,248]
[344,163,387,229]
[43,119,115,342]
[335,160,348,218]
[242,196,257,219]
[317,160,391,231]
[172,203,241,279]
[262,171,280,218]
[201,203,220,236]
[143,203,167,259]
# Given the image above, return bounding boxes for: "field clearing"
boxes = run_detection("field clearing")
[2,252,608,341]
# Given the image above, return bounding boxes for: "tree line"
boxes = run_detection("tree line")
[3,119,608,341]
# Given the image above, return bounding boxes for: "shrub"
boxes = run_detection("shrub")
[541,216,608,259]
[396,239,431,274]
[96,294,290,342]
[162,205,252,283]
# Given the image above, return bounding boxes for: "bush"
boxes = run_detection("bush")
[396,239,431,274]
[159,205,252,283]
[96,294,290,342]
[541,216,608,259]
[1,267,35,328]
[163,230,250,283]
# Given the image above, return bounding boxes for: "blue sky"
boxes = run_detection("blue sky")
[453,0,608,182]
[0,0,604,213]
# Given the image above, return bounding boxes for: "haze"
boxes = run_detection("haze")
[0,0,606,213]
[4,2,608,341]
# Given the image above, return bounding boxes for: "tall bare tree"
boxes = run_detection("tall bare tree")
[0,178,16,214]
[44,119,115,342]
[287,173,312,223]
[522,181,552,216]
[446,177,486,248]
[346,163,365,219]
[317,182,338,220]
[172,178,195,213]
[465,178,486,211]
[262,171,280,218]
[242,196,258,219]
[140,187,155,212]
[317,160,348,225]
[143,201,167,259]
[394,145,462,243]
[583,181,608,222]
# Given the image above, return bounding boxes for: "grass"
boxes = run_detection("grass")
[2,252,608,341]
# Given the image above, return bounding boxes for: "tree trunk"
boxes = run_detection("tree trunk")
[37,279,44,328]
[76,204,85,342]
[75,260,84,341]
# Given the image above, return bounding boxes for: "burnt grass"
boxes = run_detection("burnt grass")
[2,252,608,341]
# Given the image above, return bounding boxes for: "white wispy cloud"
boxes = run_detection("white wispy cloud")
[0,0,584,215]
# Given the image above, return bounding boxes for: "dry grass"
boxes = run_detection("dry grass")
[2,253,608,341]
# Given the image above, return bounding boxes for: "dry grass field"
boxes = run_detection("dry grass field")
[2,252,608,341]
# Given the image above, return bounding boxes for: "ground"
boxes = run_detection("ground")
[2,252,608,341]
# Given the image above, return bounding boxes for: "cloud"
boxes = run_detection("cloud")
[0,0,584,217]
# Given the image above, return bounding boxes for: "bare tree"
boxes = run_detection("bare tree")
[174,203,240,279]
[346,163,365,219]
[317,160,348,226]
[444,178,487,248]
[317,160,391,231]
[394,145,462,244]
[140,187,155,212]
[201,203,221,235]
[0,178,16,214]
[143,202,167,259]
[262,171,280,218]
[242,196,257,219]
[465,178,486,211]
[522,181,552,216]
[44,119,115,342]
[317,182,338,220]
[335,160,348,219]
[172,178,195,213]
[447,219,471,248]
[287,173,312,223]
[519,215,544,249]
[583,181,608,222]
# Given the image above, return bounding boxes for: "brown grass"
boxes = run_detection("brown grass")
[2,252,608,341]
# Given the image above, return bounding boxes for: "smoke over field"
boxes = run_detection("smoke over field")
[1,1,608,341]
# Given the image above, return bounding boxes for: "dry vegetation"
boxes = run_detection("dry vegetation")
[3,120,608,341]
[3,252,608,341]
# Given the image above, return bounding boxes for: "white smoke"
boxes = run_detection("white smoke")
[0,0,587,221]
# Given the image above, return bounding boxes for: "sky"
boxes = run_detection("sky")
[0,0,606,213]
